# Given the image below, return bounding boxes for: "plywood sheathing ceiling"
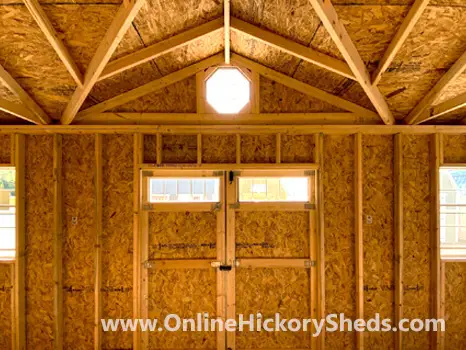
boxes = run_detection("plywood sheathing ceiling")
[1,0,466,124]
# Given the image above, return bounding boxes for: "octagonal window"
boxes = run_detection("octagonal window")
[206,67,250,114]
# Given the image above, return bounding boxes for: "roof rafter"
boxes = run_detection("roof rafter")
[76,53,224,119]
[431,92,466,121]
[224,0,231,64]
[231,17,355,80]
[231,53,379,119]
[308,0,395,125]
[23,0,84,87]
[99,18,224,81]
[371,0,430,86]
[405,50,466,124]
[0,99,43,124]
[0,64,51,124]
[60,0,146,125]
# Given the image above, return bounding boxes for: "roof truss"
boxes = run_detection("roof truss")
[0,99,44,124]
[405,50,466,124]
[371,0,430,86]
[23,0,84,87]
[0,64,51,125]
[308,0,395,125]
[60,0,146,125]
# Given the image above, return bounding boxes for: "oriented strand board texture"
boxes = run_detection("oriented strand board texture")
[102,135,133,349]
[445,262,466,348]
[402,135,431,348]
[235,211,310,258]
[281,134,315,163]
[236,268,310,348]
[25,135,54,348]
[443,134,466,163]
[62,135,95,349]
[202,135,236,164]
[323,135,355,349]
[162,134,197,163]
[241,135,276,163]
[148,269,217,349]
[149,212,217,259]
[0,135,11,164]
[362,135,394,348]
[144,134,158,163]
[0,264,12,349]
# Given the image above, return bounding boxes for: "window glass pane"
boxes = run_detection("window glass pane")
[0,168,15,260]
[238,177,309,202]
[149,178,220,203]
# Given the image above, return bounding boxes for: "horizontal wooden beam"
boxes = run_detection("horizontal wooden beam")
[2,124,466,134]
[60,0,146,125]
[237,258,311,268]
[371,0,430,85]
[231,18,355,80]
[0,64,51,124]
[231,53,378,119]
[77,53,224,118]
[308,0,395,125]
[75,112,380,125]
[23,0,84,86]
[0,99,43,124]
[405,49,466,124]
[99,18,224,81]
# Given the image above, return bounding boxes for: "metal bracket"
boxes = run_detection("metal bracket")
[304,260,316,268]
[143,204,152,210]
[213,171,224,177]
[143,260,154,269]
[304,203,316,210]
[142,170,153,177]
[304,170,314,176]
[212,203,222,211]
[229,203,240,209]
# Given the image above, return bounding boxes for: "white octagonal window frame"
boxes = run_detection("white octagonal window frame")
[205,67,251,114]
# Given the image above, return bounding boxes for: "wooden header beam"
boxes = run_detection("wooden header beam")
[231,53,378,119]
[0,64,51,124]
[0,99,43,124]
[99,18,223,81]
[76,53,224,118]
[372,0,430,86]
[405,50,466,124]
[308,0,395,125]
[60,0,146,125]
[231,17,355,80]
[23,0,84,86]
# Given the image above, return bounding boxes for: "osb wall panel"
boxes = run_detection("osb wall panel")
[162,134,197,163]
[236,268,310,348]
[202,135,236,164]
[402,135,431,348]
[148,269,216,349]
[362,135,394,348]
[0,134,11,164]
[281,134,315,163]
[323,135,355,349]
[62,135,95,348]
[235,211,309,258]
[149,212,217,259]
[0,264,12,349]
[241,135,276,163]
[144,134,157,163]
[102,135,133,349]
[444,262,466,348]
[25,135,54,348]
[443,134,466,163]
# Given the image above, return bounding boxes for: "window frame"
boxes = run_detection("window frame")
[0,165,16,262]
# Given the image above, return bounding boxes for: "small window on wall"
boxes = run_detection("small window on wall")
[149,178,220,203]
[440,168,466,260]
[0,168,15,261]
[238,177,309,202]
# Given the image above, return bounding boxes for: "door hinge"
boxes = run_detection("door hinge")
[211,261,233,271]
[229,170,240,184]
